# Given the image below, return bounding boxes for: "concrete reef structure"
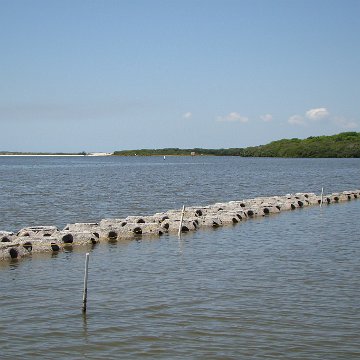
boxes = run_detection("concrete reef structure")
[1,190,359,261]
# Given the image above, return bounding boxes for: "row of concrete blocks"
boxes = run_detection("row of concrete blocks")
[1,190,359,261]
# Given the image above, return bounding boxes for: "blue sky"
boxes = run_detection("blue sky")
[1,0,359,152]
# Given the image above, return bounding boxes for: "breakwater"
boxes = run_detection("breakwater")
[1,190,359,261]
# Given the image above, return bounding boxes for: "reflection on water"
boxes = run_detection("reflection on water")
[82,312,89,342]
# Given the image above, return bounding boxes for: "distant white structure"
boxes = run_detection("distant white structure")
[87,152,113,156]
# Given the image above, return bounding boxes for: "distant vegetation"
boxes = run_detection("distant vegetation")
[113,148,228,156]
[242,132,360,158]
[2,132,359,158]
[113,132,360,158]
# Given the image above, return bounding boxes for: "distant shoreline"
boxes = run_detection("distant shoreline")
[0,153,112,157]
[2,132,359,158]
[0,154,85,157]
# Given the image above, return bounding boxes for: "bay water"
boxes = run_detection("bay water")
[0,156,359,359]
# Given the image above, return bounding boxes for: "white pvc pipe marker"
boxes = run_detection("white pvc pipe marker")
[320,187,324,207]
[82,253,90,313]
[178,205,185,237]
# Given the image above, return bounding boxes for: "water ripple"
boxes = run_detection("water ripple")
[1,158,360,359]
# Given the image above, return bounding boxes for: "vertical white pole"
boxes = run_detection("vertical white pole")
[82,253,90,313]
[178,205,185,238]
[320,187,324,207]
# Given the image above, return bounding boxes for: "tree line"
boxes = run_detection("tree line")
[113,132,360,158]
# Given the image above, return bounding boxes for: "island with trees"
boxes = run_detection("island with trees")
[113,132,360,158]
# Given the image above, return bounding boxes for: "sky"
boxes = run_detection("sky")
[0,0,359,152]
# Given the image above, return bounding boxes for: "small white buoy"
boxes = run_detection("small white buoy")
[163,156,166,160]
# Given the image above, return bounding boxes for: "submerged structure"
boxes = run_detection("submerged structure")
[1,190,359,261]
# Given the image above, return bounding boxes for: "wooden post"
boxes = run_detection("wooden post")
[178,205,185,238]
[320,187,324,207]
[82,253,90,313]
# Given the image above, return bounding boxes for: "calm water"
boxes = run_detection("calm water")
[1,156,360,359]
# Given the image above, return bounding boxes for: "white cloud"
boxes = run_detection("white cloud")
[260,114,273,122]
[183,112,192,119]
[305,107,329,121]
[333,116,358,129]
[288,115,306,126]
[217,112,249,123]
